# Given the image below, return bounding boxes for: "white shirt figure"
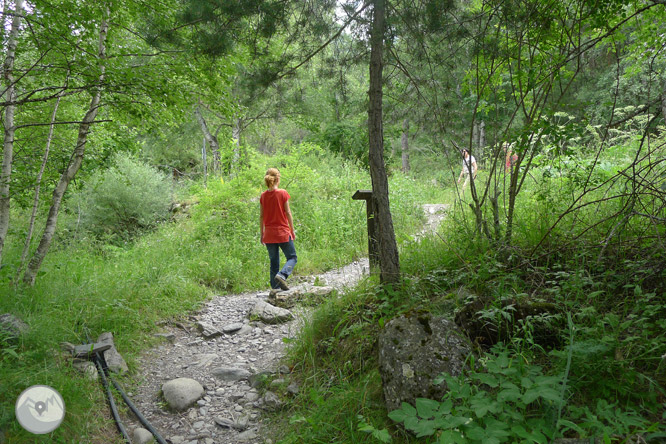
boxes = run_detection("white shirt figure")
[457,149,477,191]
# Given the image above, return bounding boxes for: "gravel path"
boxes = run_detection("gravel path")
[123,204,448,444]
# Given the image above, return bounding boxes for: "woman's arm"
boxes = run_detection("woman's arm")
[259,204,264,243]
[284,201,296,239]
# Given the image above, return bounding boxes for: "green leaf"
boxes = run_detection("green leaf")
[476,372,499,387]
[522,389,540,404]
[439,430,466,444]
[415,398,440,419]
[497,387,521,403]
[404,416,420,431]
[372,428,392,443]
[414,419,437,437]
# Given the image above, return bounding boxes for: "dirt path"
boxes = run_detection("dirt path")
[124,204,448,444]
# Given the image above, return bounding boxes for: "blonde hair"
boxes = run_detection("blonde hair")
[264,168,280,188]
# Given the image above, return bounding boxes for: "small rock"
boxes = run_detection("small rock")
[286,382,300,395]
[196,321,222,339]
[245,391,260,402]
[154,333,176,343]
[249,301,293,324]
[0,313,29,340]
[211,366,251,382]
[222,323,244,333]
[237,429,258,442]
[262,391,283,410]
[237,325,254,335]
[98,332,129,374]
[214,417,248,431]
[133,427,155,444]
[72,359,99,380]
[162,378,205,411]
[170,436,185,444]
[192,421,204,429]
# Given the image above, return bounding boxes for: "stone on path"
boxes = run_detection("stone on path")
[237,429,258,442]
[195,321,222,339]
[0,313,29,340]
[98,332,129,374]
[133,427,155,444]
[214,416,249,431]
[249,300,293,324]
[378,315,471,413]
[161,378,205,411]
[261,391,283,410]
[153,332,176,343]
[211,366,252,381]
[222,322,244,333]
[270,286,335,308]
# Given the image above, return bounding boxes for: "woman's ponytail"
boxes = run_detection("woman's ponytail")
[264,168,280,188]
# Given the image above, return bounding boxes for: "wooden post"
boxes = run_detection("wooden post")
[352,189,379,270]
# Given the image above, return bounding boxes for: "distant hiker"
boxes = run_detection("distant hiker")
[260,168,297,291]
[457,149,477,191]
[504,143,518,174]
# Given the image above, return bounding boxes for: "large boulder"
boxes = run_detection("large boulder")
[378,315,472,413]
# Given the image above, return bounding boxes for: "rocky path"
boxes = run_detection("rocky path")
[124,204,448,444]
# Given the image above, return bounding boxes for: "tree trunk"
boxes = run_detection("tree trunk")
[0,0,24,265]
[662,79,666,127]
[23,7,109,286]
[368,0,400,284]
[194,104,221,173]
[401,118,410,173]
[16,93,63,281]
[478,120,485,167]
[232,116,242,173]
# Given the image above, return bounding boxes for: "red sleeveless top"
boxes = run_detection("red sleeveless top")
[260,188,291,243]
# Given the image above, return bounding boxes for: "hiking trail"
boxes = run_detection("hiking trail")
[124,204,448,444]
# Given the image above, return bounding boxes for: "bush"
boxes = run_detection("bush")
[74,153,172,242]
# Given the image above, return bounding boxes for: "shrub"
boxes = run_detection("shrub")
[73,153,172,242]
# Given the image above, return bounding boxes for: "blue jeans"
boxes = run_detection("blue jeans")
[266,238,297,289]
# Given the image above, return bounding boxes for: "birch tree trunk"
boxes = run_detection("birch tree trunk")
[23,7,109,286]
[231,116,242,173]
[195,104,221,173]
[401,118,410,173]
[16,93,63,281]
[662,78,666,127]
[368,0,400,284]
[0,0,24,265]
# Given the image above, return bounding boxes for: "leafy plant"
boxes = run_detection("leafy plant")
[72,153,173,242]
[388,349,562,444]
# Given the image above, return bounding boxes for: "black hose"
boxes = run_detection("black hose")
[91,354,132,444]
[109,378,168,444]
[84,329,167,444]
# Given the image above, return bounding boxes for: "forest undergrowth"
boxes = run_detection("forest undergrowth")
[272,136,666,443]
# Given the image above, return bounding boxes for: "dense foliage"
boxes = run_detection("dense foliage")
[0,0,665,442]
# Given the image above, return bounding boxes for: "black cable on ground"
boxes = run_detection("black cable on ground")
[91,353,132,444]
[109,378,168,444]
[84,329,167,444]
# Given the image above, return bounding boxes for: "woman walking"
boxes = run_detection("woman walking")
[260,168,297,290]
